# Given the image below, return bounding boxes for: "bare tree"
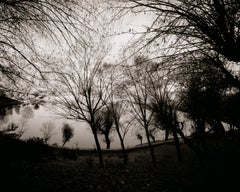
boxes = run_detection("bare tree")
[150,95,183,161]
[117,0,240,88]
[0,0,100,106]
[111,102,130,164]
[40,121,55,144]
[136,55,183,161]
[110,0,240,156]
[124,56,156,166]
[96,107,114,149]
[99,63,130,164]
[149,126,158,143]
[180,64,229,154]
[129,0,240,60]
[44,32,111,167]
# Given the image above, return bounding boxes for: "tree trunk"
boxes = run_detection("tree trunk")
[172,129,182,161]
[105,134,111,149]
[150,134,155,143]
[145,126,156,167]
[197,118,208,156]
[165,130,169,141]
[176,128,204,165]
[62,141,66,148]
[207,119,226,148]
[115,123,128,165]
[93,130,104,168]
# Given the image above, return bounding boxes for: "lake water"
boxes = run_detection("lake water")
[2,104,229,150]
[0,104,161,149]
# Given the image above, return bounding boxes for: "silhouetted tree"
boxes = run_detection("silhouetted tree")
[124,56,156,166]
[181,70,226,154]
[0,0,99,106]
[113,2,240,135]
[110,101,130,164]
[150,97,182,161]
[100,64,130,164]
[149,127,157,143]
[44,33,111,168]
[136,133,143,145]
[61,123,74,148]
[96,107,114,149]
[122,0,240,88]
[107,0,240,162]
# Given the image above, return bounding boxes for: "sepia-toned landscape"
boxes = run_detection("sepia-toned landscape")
[0,1,240,191]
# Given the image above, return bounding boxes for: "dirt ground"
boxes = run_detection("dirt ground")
[1,136,240,192]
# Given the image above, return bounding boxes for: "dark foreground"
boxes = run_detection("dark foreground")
[1,133,240,192]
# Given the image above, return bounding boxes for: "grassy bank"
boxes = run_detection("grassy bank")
[0,132,240,191]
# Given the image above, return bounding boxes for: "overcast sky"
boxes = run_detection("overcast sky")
[0,11,158,149]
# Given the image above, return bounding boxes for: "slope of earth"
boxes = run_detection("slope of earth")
[0,131,240,192]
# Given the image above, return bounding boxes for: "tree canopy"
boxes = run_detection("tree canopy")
[0,0,97,100]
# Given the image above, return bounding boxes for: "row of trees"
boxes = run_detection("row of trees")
[0,0,239,168]
[119,0,240,164]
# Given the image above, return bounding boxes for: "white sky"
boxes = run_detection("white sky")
[107,11,156,61]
